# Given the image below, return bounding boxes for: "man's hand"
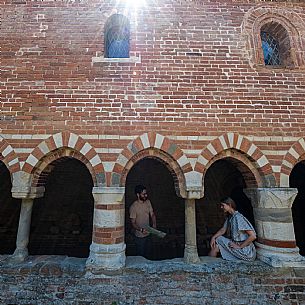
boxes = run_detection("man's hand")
[141,228,148,234]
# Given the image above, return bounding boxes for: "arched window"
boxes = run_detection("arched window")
[242,7,304,69]
[261,32,281,66]
[260,22,292,67]
[104,14,130,58]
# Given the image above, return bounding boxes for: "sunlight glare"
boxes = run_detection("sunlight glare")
[122,0,146,8]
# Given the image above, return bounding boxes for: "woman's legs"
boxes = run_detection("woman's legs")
[208,244,220,257]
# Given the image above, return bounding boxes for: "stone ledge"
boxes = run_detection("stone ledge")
[1,254,302,277]
[92,56,141,65]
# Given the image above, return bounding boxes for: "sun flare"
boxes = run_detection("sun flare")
[120,0,146,8]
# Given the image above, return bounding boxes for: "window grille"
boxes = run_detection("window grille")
[260,31,281,66]
[105,15,130,58]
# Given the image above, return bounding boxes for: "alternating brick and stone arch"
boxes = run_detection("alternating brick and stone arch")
[242,5,305,68]
[112,132,192,198]
[0,136,20,174]
[280,137,305,187]
[194,133,274,188]
[22,131,105,187]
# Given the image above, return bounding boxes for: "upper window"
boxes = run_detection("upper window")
[104,14,130,58]
[260,22,292,68]
[242,7,304,69]
[261,32,281,66]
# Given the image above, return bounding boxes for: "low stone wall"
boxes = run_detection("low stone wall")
[0,255,305,305]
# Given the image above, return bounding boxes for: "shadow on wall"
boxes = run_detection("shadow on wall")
[0,161,21,254]
[196,159,255,256]
[125,158,185,260]
[290,161,305,256]
[29,158,94,258]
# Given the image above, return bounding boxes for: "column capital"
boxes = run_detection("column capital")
[244,187,298,209]
[92,186,125,204]
[92,186,125,194]
[12,186,45,199]
[185,187,203,199]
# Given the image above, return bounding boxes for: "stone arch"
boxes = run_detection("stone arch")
[194,133,275,188]
[242,6,305,68]
[280,138,305,187]
[112,132,192,197]
[22,131,105,187]
[0,136,20,174]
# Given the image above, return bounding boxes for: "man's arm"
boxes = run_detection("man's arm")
[150,211,156,228]
[131,218,145,233]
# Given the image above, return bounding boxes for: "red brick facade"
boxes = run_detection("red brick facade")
[1,0,305,266]
[1,0,305,189]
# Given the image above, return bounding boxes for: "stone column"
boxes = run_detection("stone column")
[86,187,125,273]
[11,186,45,262]
[12,199,34,261]
[184,189,202,264]
[245,188,305,267]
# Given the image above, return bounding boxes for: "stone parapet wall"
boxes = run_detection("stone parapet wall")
[0,255,304,305]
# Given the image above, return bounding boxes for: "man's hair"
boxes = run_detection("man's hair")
[135,184,146,195]
[220,197,237,210]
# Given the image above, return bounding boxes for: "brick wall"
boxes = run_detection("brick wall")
[0,256,304,305]
[1,0,305,187]
[1,0,305,284]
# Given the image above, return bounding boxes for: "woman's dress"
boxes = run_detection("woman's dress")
[216,211,256,261]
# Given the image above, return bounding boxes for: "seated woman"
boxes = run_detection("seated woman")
[208,197,256,261]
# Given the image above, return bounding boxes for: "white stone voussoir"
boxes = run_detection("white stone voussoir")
[53,133,63,148]
[140,133,150,148]
[154,134,164,149]
[219,135,228,150]
[68,133,79,148]
[80,143,92,155]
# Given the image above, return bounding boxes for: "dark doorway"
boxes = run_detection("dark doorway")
[125,158,185,260]
[29,158,94,257]
[196,159,255,256]
[290,161,305,256]
[0,161,21,254]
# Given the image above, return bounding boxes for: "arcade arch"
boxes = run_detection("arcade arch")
[125,157,185,260]
[29,156,94,257]
[196,153,257,256]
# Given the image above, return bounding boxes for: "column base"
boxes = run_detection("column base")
[184,244,200,264]
[10,248,28,263]
[256,242,305,267]
[86,242,126,273]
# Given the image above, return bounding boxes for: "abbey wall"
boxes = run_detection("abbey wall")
[1,1,305,303]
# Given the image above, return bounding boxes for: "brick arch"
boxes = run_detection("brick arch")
[280,138,305,187]
[194,133,274,188]
[242,6,305,68]
[0,136,20,174]
[112,132,192,197]
[22,131,105,187]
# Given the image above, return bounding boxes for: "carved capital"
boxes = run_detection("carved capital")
[12,186,45,199]
[92,186,125,204]
[244,188,298,209]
